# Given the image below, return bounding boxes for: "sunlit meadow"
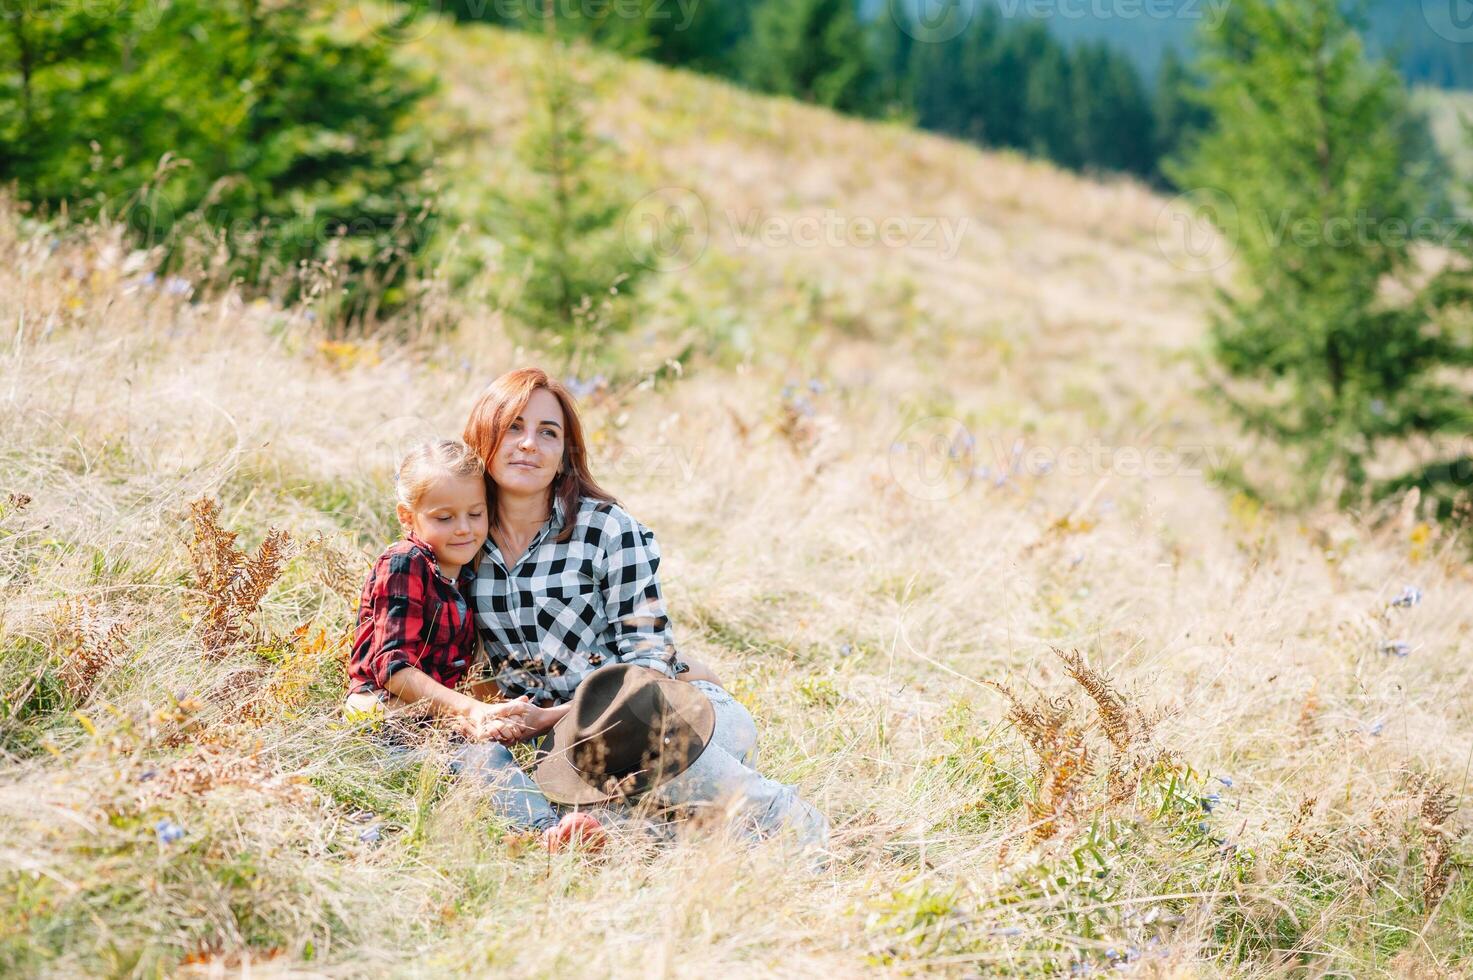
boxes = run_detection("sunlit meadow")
[1,13,1470,977]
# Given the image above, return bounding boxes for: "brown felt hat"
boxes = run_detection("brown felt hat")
[533,664,715,805]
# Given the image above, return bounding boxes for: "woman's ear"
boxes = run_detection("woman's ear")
[396,503,416,534]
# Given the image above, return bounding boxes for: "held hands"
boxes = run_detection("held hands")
[457,696,538,744]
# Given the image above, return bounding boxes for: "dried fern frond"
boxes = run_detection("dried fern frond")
[303,531,370,603]
[1055,649,1131,752]
[142,744,310,805]
[984,679,1072,760]
[1419,781,1458,911]
[986,678,1093,842]
[238,623,349,726]
[184,497,294,657]
[1028,723,1093,844]
[188,498,240,597]
[49,597,130,703]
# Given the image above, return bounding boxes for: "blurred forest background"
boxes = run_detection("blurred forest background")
[4,1,1473,974]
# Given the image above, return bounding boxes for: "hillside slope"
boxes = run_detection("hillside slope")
[1,15,1470,977]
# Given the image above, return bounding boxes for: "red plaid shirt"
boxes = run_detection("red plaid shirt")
[347,532,479,696]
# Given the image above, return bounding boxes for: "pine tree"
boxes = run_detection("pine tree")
[742,0,877,115]
[1072,44,1155,177]
[488,36,649,352]
[1019,25,1076,168]
[0,0,436,322]
[1152,46,1212,185]
[1171,0,1473,506]
[906,6,976,140]
[645,0,756,76]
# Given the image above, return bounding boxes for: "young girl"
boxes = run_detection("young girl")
[345,439,601,849]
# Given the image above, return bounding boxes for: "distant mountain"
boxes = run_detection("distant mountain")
[866,1,1473,88]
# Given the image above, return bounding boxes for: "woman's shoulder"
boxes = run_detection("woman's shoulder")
[571,497,655,546]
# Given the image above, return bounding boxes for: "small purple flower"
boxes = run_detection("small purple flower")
[138,769,157,782]
[155,819,185,844]
[1214,775,1233,788]
[838,643,854,657]
[807,378,825,394]
[163,276,191,296]
[1201,793,1221,813]
[358,825,382,844]
[1379,641,1412,658]
[142,271,158,286]
[1390,585,1422,609]
[1367,720,1384,737]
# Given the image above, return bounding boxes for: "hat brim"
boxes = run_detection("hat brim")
[533,674,716,806]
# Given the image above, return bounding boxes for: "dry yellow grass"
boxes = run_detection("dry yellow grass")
[1,16,1470,978]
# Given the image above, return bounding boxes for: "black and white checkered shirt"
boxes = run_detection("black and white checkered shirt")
[470,496,686,705]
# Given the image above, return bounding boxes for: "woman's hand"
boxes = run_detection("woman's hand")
[455,697,534,742]
[518,701,571,738]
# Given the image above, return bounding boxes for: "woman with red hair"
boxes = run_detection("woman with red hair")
[457,367,828,852]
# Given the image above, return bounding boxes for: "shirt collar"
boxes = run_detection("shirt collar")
[549,494,569,535]
[478,497,571,567]
[404,531,476,585]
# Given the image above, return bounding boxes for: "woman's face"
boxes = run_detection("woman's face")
[490,387,566,498]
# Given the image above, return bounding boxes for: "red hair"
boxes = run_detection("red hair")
[462,368,616,542]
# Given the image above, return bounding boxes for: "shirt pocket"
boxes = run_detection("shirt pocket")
[532,585,602,662]
[539,580,599,619]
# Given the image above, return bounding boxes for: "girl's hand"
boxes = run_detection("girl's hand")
[458,697,534,742]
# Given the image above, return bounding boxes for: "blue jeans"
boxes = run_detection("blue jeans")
[390,682,829,851]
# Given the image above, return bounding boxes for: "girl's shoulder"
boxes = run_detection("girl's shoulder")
[370,537,437,579]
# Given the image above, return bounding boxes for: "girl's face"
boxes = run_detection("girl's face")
[398,471,488,574]
[490,388,566,499]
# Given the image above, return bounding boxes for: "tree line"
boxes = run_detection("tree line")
[443,0,1207,183]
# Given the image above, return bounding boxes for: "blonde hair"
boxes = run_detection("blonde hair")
[395,439,485,511]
